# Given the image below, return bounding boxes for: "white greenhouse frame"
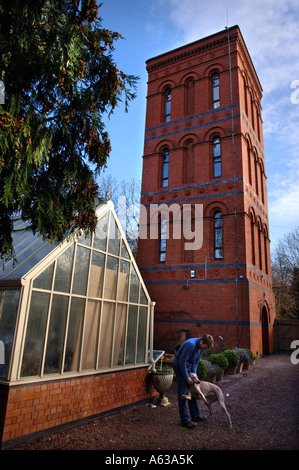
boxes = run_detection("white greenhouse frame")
[0,201,155,385]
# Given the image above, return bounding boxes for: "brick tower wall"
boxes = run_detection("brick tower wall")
[137,26,276,354]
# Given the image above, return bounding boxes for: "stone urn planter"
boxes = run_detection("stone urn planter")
[150,370,173,406]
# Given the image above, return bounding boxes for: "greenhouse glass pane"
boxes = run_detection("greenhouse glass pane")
[139,285,148,305]
[7,241,56,280]
[125,305,138,365]
[93,211,108,252]
[88,251,105,298]
[77,231,92,247]
[120,240,130,260]
[98,302,114,368]
[81,300,100,370]
[44,295,69,374]
[129,266,139,303]
[107,213,120,256]
[0,290,20,379]
[33,263,54,290]
[117,260,130,302]
[103,256,118,300]
[72,246,90,296]
[13,233,40,256]
[113,304,127,366]
[64,297,85,372]
[136,307,148,363]
[21,292,50,377]
[54,245,74,293]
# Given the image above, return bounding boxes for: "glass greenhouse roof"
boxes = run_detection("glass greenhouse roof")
[0,217,58,281]
[0,201,152,382]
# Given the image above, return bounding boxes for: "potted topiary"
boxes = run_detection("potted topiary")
[197,358,208,380]
[203,359,218,383]
[243,349,255,369]
[234,348,251,373]
[208,353,229,380]
[223,349,239,374]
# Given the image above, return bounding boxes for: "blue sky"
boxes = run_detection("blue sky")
[98,0,299,252]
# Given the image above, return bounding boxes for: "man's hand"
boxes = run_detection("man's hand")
[187,377,193,385]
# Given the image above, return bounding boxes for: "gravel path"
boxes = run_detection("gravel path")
[14,353,299,451]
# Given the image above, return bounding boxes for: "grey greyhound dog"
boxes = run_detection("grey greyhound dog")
[182,373,232,428]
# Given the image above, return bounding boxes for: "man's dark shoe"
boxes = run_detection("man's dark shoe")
[182,421,197,429]
[193,416,206,422]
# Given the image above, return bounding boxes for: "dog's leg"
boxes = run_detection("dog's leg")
[216,391,232,428]
[181,392,192,400]
[204,394,215,415]
[193,385,211,407]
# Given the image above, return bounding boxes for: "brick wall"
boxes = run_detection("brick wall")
[0,367,155,448]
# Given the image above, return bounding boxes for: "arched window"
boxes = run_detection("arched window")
[212,73,220,109]
[185,78,195,116]
[213,137,221,178]
[251,94,255,130]
[243,76,248,115]
[257,220,262,271]
[260,161,265,204]
[164,87,171,122]
[159,216,167,262]
[214,211,223,259]
[250,212,256,266]
[264,226,269,275]
[254,156,259,196]
[161,148,169,187]
[184,140,194,184]
[247,145,252,186]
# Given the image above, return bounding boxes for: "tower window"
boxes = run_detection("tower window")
[212,73,220,109]
[213,137,221,178]
[214,211,223,259]
[161,148,169,187]
[159,216,167,262]
[164,87,171,122]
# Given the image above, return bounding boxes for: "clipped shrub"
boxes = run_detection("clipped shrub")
[197,359,207,379]
[208,353,229,371]
[234,348,251,364]
[203,359,218,382]
[223,349,239,368]
[244,348,255,362]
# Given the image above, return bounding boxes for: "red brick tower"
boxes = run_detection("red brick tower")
[137,26,276,355]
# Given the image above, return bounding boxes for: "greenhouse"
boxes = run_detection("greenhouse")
[0,201,156,447]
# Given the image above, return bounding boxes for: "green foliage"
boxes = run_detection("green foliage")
[203,359,220,380]
[244,349,255,362]
[208,353,229,370]
[0,0,138,258]
[234,348,250,364]
[196,359,207,379]
[223,349,239,368]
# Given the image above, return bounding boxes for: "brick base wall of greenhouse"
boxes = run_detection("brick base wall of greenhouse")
[0,367,156,448]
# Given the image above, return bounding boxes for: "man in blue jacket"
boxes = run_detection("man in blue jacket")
[172,334,214,428]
